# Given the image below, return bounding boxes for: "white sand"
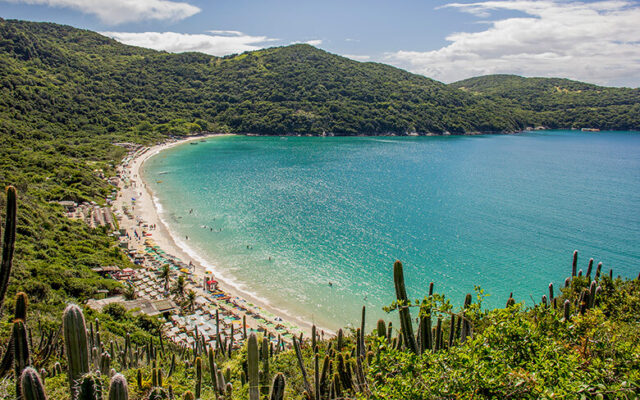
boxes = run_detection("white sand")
[114,134,332,337]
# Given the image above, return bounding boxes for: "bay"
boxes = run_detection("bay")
[143,130,640,330]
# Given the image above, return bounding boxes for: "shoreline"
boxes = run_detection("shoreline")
[114,133,329,337]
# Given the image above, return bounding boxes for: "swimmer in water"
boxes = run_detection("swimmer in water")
[329,282,333,287]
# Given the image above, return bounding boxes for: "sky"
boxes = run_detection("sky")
[1,0,639,87]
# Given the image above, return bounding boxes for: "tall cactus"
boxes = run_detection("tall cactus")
[572,250,578,277]
[247,333,260,400]
[0,186,17,314]
[21,367,47,400]
[393,261,417,353]
[195,357,202,399]
[15,292,28,320]
[63,304,90,397]
[293,335,314,398]
[269,373,286,400]
[76,373,103,400]
[108,373,129,400]
[460,293,473,343]
[377,319,386,339]
[14,319,31,399]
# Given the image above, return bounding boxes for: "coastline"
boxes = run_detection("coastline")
[114,134,327,338]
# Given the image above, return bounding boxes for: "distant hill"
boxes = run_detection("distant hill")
[450,75,640,130]
[0,19,525,138]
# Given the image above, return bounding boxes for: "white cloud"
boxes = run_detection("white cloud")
[386,0,640,87]
[102,31,278,56]
[304,39,323,46]
[5,0,200,24]
[207,30,243,36]
[343,54,371,62]
[291,39,323,46]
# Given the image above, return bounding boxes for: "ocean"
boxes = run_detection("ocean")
[142,130,640,331]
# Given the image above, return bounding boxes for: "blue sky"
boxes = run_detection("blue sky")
[1,0,639,87]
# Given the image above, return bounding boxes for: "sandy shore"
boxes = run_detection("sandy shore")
[114,134,329,337]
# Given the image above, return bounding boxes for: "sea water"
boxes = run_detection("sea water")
[143,131,640,331]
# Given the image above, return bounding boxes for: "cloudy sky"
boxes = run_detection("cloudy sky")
[1,0,639,87]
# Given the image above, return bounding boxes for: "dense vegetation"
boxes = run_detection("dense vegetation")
[451,75,640,130]
[0,17,638,399]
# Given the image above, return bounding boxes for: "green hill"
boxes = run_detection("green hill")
[0,19,523,137]
[450,74,640,130]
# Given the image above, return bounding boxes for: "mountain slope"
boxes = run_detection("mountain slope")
[0,19,523,137]
[450,74,640,129]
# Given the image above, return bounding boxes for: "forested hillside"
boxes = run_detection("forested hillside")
[451,74,640,130]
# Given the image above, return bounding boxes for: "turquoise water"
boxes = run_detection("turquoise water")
[143,131,640,331]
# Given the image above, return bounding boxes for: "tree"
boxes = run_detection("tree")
[160,264,171,292]
[172,275,186,302]
[186,290,197,312]
[123,286,136,300]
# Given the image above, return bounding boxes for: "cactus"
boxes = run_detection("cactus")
[100,351,111,375]
[319,355,330,396]
[207,346,219,394]
[586,258,594,280]
[76,373,103,400]
[21,367,47,400]
[0,186,17,314]
[14,319,30,399]
[548,283,554,307]
[14,291,28,321]
[563,299,571,321]
[376,319,386,339]
[247,333,260,400]
[448,315,456,347]
[589,280,597,309]
[63,304,90,397]
[311,324,317,352]
[262,336,270,381]
[108,373,129,400]
[293,335,314,398]
[337,329,344,351]
[572,250,578,277]
[182,391,195,400]
[195,357,202,399]
[393,261,417,353]
[269,372,286,400]
[359,306,366,358]
[434,318,443,351]
[506,293,515,307]
[595,262,603,280]
[460,293,473,343]
[147,387,170,400]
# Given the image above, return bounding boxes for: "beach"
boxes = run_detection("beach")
[112,134,326,341]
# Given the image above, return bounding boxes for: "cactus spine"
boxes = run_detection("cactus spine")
[108,373,129,400]
[21,367,47,400]
[63,304,90,397]
[393,260,417,353]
